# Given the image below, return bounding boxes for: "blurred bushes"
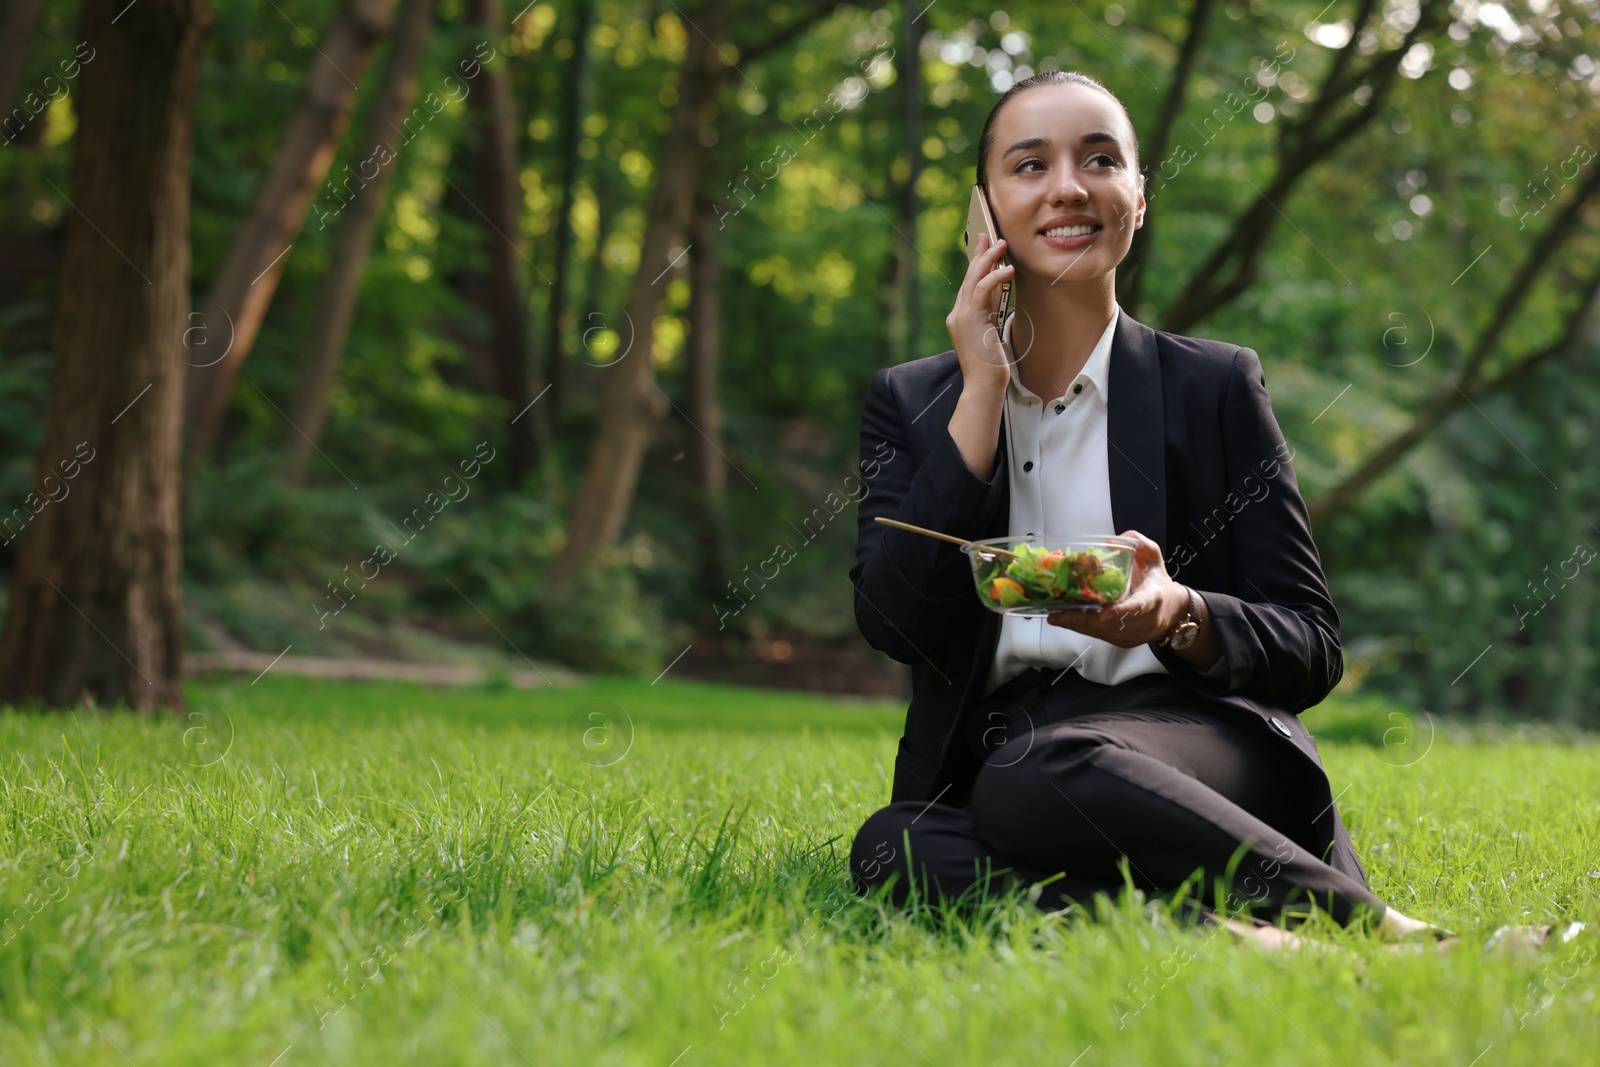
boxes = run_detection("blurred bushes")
[1302,692,1427,747]
[403,492,675,675]
[182,453,674,674]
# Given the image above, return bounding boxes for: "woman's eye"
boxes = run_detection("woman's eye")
[1014,155,1117,172]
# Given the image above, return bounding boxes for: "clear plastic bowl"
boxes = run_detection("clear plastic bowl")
[960,535,1139,616]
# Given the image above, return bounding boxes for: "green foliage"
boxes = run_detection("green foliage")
[1302,691,1429,747]
[403,492,676,674]
[2,1,1599,724]
[182,453,672,673]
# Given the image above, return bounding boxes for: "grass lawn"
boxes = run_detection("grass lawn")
[2,674,1599,1065]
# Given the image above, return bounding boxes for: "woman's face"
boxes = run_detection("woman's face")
[982,83,1145,286]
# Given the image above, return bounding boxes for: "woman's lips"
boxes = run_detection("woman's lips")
[1040,228,1102,249]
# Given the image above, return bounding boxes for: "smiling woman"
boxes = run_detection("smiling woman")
[846,70,1455,949]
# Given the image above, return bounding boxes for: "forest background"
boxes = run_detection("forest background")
[1,0,1598,725]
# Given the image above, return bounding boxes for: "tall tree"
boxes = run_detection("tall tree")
[685,188,727,600]
[542,0,595,433]
[466,0,542,484]
[0,0,45,134]
[894,0,923,365]
[548,0,729,577]
[549,0,847,575]
[578,170,614,381]
[0,0,210,712]
[283,0,436,483]
[183,0,399,455]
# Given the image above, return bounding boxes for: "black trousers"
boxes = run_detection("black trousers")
[850,666,1386,928]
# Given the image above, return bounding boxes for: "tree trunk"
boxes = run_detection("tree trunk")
[283,0,436,483]
[898,0,922,365]
[0,0,209,712]
[686,189,727,601]
[549,0,728,577]
[577,173,614,362]
[183,0,398,455]
[876,218,903,365]
[0,0,45,136]
[562,170,614,440]
[542,0,594,436]
[466,0,542,485]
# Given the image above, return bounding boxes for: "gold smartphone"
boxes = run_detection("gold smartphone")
[963,185,1012,326]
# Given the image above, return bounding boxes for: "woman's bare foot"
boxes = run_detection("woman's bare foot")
[1377,908,1587,957]
[1485,921,1587,956]
[1374,906,1460,955]
[1205,914,1362,967]
[1375,906,1457,949]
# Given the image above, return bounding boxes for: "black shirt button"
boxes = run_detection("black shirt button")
[1022,461,1034,472]
[1073,383,1083,394]
[1055,403,1065,413]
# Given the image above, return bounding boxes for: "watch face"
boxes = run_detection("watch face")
[1170,622,1200,650]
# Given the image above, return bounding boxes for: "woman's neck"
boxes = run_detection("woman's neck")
[1007,274,1118,400]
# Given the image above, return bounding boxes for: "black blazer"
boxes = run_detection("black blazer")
[850,308,1369,886]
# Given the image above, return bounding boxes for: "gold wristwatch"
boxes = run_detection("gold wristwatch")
[1159,586,1201,651]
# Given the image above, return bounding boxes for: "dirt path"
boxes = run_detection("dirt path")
[186,650,581,689]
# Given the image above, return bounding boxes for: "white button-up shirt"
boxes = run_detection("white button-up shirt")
[983,303,1171,696]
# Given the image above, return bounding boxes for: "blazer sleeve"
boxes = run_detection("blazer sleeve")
[850,366,1007,664]
[1151,346,1344,713]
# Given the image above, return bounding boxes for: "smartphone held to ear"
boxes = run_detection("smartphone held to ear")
[963,185,1015,347]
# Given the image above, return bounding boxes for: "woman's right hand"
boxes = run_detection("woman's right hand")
[945,232,1015,397]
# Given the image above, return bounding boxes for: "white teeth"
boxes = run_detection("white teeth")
[1043,224,1099,238]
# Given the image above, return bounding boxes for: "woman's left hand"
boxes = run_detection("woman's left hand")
[1046,529,1185,648]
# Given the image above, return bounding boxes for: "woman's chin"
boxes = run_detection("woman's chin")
[1019,258,1117,285]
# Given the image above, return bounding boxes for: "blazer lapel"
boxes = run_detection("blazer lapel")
[964,410,1011,702]
[1106,310,1168,552]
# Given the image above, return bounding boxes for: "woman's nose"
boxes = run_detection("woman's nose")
[1050,164,1089,205]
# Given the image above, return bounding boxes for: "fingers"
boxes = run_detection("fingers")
[959,233,992,287]
[968,240,1013,328]
[1110,586,1159,619]
[959,235,1011,297]
[1120,529,1165,581]
[974,257,1015,304]
[1047,601,1153,647]
[1120,529,1159,554]
[1045,609,1089,631]
[950,236,1014,362]
[949,235,1016,388]
[975,231,1009,266]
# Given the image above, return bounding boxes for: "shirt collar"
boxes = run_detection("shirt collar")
[1006,302,1120,405]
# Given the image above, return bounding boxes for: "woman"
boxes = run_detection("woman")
[846,71,1450,947]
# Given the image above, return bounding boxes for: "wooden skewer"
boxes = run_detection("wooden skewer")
[873,516,1020,562]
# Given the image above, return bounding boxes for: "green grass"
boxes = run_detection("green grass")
[2,674,1599,1065]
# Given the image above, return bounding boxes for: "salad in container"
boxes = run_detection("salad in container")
[960,535,1137,616]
